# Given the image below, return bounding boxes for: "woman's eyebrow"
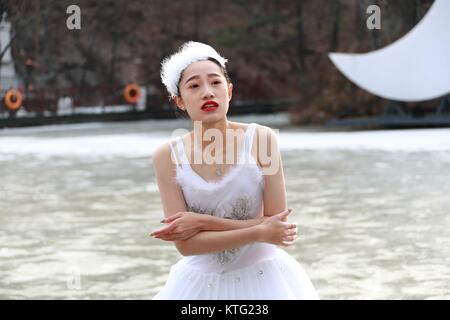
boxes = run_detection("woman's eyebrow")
[184,73,222,84]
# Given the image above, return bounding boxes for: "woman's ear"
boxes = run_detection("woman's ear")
[173,95,185,110]
[228,83,233,101]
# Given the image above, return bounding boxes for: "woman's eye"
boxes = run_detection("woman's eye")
[189,84,199,89]
[213,81,221,85]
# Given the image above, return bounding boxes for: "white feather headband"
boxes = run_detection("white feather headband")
[160,41,228,98]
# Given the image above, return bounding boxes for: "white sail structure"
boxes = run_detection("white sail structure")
[329,0,450,102]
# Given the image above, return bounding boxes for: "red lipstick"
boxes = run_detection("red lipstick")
[201,100,219,112]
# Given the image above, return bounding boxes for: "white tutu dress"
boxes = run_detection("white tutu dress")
[153,123,319,300]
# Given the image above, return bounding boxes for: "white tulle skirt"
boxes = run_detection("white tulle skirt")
[153,243,319,300]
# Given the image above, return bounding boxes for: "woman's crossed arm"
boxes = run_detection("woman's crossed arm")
[151,127,295,256]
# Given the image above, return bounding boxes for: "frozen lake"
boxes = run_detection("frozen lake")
[1,113,449,299]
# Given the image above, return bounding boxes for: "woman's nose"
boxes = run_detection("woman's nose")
[202,86,215,99]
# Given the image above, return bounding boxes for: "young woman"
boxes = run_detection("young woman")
[151,41,319,299]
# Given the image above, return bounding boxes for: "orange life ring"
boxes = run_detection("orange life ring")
[4,89,23,110]
[123,83,141,104]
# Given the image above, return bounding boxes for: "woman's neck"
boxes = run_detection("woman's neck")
[191,119,231,151]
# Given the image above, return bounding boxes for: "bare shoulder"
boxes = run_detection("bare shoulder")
[253,123,276,138]
[253,124,278,149]
[151,140,176,175]
[230,121,275,136]
[152,141,170,163]
[247,124,279,168]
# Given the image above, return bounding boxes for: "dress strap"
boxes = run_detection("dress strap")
[168,139,180,167]
[244,123,257,155]
[169,137,188,167]
[177,137,191,165]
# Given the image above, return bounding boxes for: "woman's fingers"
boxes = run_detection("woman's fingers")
[286,228,297,236]
[281,241,294,246]
[155,233,182,241]
[151,228,169,237]
[160,233,192,241]
[282,235,297,242]
[151,224,177,236]
[162,236,181,241]
[163,212,184,224]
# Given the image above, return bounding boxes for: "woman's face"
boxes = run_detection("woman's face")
[174,60,233,123]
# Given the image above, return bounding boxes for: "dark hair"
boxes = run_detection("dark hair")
[174,57,231,118]
[207,57,231,84]
[174,107,189,119]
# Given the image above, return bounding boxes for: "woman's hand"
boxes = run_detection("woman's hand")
[256,209,297,247]
[150,211,206,241]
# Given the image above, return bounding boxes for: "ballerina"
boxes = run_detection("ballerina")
[151,41,319,299]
